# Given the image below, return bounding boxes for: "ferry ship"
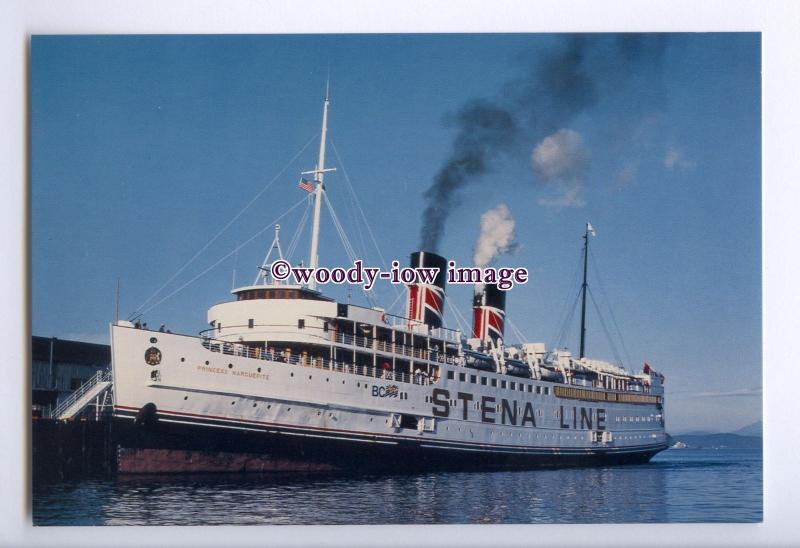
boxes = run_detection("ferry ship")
[110,92,668,473]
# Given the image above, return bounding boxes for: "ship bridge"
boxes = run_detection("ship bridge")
[208,283,337,346]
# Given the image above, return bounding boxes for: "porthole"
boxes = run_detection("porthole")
[183,395,188,400]
[342,380,345,384]
[257,367,261,373]
[370,418,373,422]
[326,378,329,382]
[231,401,236,405]
[308,375,312,379]
[267,404,272,409]
[180,357,185,362]
[253,403,257,407]
[205,360,210,365]
[150,337,157,344]
[290,372,294,377]
[287,407,291,412]
[228,363,233,369]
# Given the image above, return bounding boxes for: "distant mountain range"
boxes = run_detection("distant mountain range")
[673,420,762,438]
[667,421,762,449]
[669,433,761,449]
[732,420,762,437]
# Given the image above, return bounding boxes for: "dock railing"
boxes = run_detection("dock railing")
[49,369,112,419]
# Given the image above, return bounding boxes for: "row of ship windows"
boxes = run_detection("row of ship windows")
[616,415,657,423]
[446,370,550,395]
[237,289,307,300]
[187,358,410,399]
[289,372,410,399]
[441,427,653,442]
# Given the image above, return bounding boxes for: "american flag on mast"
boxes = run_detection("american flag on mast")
[298,178,316,193]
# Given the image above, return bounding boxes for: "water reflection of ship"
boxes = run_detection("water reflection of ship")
[101,467,670,524]
[388,468,670,524]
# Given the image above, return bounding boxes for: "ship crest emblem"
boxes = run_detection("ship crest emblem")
[144,347,162,366]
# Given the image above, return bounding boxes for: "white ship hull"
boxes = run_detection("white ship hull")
[111,324,668,473]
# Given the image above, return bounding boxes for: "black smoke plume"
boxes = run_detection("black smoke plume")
[419,100,516,251]
[418,34,669,252]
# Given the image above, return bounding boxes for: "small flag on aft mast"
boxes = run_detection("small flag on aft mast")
[298,178,316,193]
[587,222,596,236]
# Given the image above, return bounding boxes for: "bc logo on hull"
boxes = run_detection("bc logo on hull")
[372,385,399,398]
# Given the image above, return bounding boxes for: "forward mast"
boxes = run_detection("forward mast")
[304,82,335,291]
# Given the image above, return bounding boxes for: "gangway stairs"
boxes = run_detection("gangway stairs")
[50,370,113,420]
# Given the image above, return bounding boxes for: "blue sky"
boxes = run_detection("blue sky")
[31,34,761,433]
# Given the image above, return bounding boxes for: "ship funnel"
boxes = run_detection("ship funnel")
[472,283,506,344]
[406,251,447,329]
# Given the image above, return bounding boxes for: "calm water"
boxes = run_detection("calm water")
[32,448,761,525]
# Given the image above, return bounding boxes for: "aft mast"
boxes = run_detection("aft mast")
[579,222,595,359]
[305,82,335,291]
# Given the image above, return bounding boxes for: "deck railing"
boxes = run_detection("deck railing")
[332,332,457,364]
[200,339,435,386]
[200,322,459,366]
[192,323,655,394]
